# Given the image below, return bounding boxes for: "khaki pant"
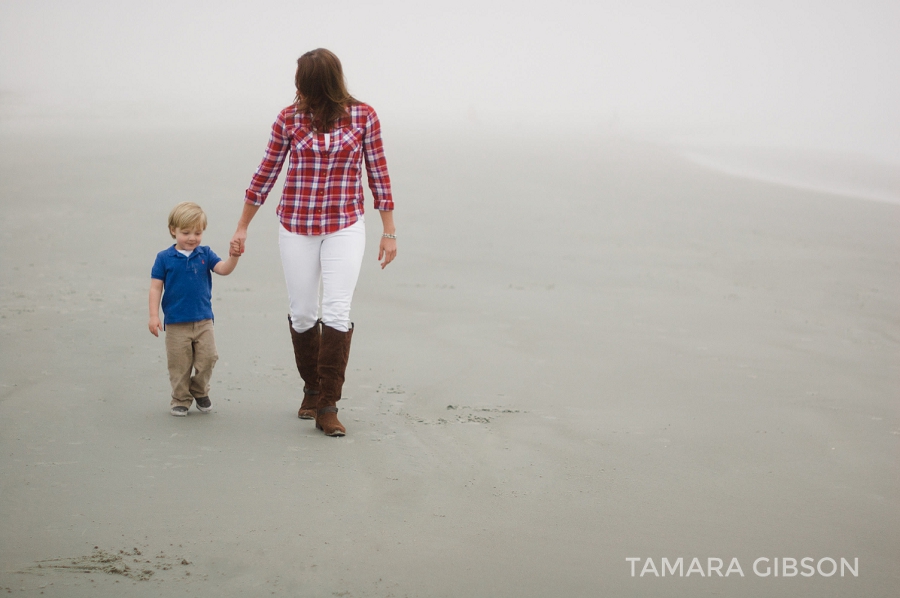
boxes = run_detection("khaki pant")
[165,319,218,408]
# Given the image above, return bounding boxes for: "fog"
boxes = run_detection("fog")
[1,0,898,159]
[2,4,899,594]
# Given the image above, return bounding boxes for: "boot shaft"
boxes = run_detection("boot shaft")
[289,316,321,390]
[317,323,353,406]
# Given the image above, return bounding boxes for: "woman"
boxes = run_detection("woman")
[232,48,396,437]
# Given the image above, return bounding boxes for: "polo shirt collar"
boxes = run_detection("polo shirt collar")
[166,245,201,259]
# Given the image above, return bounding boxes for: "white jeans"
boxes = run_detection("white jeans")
[279,217,366,333]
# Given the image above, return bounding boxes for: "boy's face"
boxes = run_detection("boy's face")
[171,226,204,252]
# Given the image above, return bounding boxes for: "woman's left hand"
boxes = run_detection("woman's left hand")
[378,236,397,269]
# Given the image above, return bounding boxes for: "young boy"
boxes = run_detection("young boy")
[149,202,241,416]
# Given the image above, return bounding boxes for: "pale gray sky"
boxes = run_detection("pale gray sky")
[2,0,898,158]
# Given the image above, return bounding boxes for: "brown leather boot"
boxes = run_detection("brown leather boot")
[289,316,320,419]
[315,323,353,437]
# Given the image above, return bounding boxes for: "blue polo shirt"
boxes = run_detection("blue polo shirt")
[151,245,222,327]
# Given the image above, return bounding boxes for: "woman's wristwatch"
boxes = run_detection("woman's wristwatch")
[382,233,397,239]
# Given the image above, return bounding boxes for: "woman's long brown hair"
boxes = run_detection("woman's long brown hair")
[294,49,358,133]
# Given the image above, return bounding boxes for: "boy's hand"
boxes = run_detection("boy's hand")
[148,316,163,337]
[229,239,243,258]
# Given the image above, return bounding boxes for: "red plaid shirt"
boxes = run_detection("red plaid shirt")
[245,102,393,235]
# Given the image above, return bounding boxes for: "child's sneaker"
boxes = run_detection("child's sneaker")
[170,406,189,417]
[194,397,212,413]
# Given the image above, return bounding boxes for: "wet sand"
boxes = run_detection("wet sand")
[679,144,900,205]
[1,128,898,597]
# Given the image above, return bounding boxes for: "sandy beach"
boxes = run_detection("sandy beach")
[1,126,898,597]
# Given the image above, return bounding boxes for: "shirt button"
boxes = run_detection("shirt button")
[318,190,324,195]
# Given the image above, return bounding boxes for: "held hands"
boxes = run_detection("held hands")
[378,235,397,269]
[229,225,394,266]
[213,238,242,275]
[148,315,163,337]
[230,228,247,257]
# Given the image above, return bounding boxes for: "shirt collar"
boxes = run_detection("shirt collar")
[166,245,202,258]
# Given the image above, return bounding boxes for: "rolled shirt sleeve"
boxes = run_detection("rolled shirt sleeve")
[363,107,394,211]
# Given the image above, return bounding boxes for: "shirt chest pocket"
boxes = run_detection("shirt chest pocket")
[334,127,363,155]
[294,130,317,153]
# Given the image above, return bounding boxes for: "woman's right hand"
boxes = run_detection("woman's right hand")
[232,202,261,256]
[231,228,247,256]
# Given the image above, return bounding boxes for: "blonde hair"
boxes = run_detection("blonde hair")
[168,202,207,238]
